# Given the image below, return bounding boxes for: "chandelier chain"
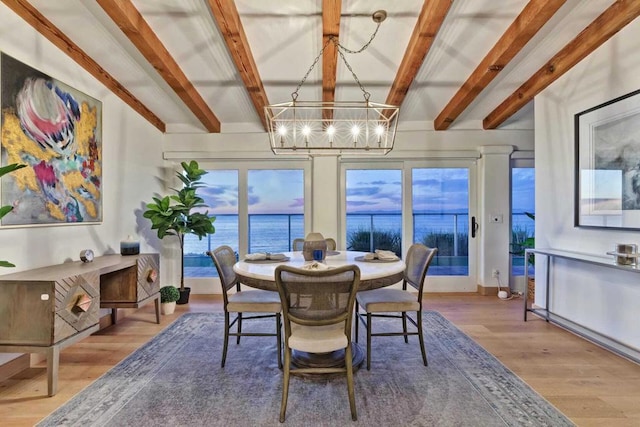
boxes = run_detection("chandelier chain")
[291,37,332,101]
[291,21,382,102]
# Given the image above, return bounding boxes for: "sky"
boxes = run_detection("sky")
[196,167,535,215]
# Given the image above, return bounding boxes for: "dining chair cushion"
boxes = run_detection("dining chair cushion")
[288,323,348,353]
[356,288,420,313]
[227,290,282,313]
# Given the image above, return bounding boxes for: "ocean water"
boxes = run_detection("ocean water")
[184,213,534,255]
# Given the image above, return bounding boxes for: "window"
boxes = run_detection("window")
[342,161,476,283]
[345,169,402,255]
[511,167,535,276]
[248,169,304,253]
[184,170,238,278]
[183,162,310,278]
[412,168,469,276]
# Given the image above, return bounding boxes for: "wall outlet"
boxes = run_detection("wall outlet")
[492,268,499,278]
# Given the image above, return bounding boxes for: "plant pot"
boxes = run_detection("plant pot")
[176,287,191,305]
[161,301,176,315]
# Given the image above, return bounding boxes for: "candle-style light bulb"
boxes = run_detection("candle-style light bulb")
[375,125,385,145]
[351,125,360,144]
[278,125,287,146]
[327,125,336,147]
[302,125,311,147]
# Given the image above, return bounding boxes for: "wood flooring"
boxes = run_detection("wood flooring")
[1,294,639,426]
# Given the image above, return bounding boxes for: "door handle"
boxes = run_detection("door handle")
[471,216,478,238]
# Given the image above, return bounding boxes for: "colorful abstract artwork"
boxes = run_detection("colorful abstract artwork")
[1,53,102,226]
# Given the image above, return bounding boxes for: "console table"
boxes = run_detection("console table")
[0,254,160,396]
[524,248,640,363]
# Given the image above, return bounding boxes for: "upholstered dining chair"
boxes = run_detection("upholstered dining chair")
[292,238,305,251]
[208,246,282,369]
[292,237,336,251]
[275,264,361,423]
[355,244,437,370]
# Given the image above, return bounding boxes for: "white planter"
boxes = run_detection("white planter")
[161,301,176,315]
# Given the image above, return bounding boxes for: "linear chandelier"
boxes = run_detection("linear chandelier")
[265,10,399,156]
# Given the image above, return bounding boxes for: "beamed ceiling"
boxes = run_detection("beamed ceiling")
[3,0,640,139]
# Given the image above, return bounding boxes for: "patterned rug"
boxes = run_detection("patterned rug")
[39,312,572,426]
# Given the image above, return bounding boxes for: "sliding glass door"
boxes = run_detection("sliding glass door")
[342,160,477,290]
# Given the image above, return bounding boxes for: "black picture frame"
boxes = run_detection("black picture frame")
[575,88,640,230]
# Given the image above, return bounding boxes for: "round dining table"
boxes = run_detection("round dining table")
[233,250,405,291]
[233,250,406,372]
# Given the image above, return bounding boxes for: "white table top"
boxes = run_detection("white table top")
[233,251,406,291]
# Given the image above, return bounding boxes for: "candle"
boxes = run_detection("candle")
[120,235,140,256]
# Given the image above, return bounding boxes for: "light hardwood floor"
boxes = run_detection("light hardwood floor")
[1,294,639,426]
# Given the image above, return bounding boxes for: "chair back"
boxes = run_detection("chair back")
[292,238,305,251]
[208,246,238,304]
[404,244,437,294]
[293,234,336,252]
[325,238,337,250]
[275,265,360,332]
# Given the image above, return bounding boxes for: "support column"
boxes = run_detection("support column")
[310,156,340,244]
[478,145,513,294]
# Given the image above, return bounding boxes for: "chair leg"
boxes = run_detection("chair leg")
[276,313,283,369]
[222,312,230,368]
[354,302,360,343]
[280,348,291,423]
[366,312,372,370]
[345,344,357,421]
[236,312,242,345]
[402,312,409,343]
[417,310,428,366]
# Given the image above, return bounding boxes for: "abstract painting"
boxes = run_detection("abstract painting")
[1,53,102,226]
[575,88,640,229]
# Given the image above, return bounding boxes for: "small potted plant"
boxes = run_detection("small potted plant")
[159,285,180,315]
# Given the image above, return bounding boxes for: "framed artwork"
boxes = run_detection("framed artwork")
[1,53,102,226]
[575,88,640,229]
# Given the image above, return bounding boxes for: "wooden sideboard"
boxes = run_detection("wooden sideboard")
[0,254,160,396]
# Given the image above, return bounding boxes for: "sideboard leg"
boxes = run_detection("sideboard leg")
[47,346,59,397]
[111,308,118,324]
[154,295,161,324]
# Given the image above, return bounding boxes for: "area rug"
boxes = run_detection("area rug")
[38,312,572,426]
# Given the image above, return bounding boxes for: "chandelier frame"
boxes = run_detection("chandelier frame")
[264,10,399,156]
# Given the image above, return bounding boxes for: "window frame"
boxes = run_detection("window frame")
[340,159,478,290]
[193,159,311,258]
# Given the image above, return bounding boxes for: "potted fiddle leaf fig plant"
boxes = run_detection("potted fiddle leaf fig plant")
[0,163,26,267]
[143,161,215,304]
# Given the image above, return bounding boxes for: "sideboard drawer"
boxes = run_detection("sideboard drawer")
[0,270,100,346]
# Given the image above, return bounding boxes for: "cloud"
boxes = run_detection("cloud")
[248,194,260,205]
[289,197,304,208]
[347,186,380,196]
[347,200,379,208]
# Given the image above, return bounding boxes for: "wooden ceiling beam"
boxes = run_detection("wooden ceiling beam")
[384,0,452,116]
[434,0,566,130]
[1,0,165,132]
[484,0,640,129]
[322,0,341,121]
[207,0,269,131]
[97,0,220,133]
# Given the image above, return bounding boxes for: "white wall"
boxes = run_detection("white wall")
[0,5,166,297]
[535,21,640,358]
